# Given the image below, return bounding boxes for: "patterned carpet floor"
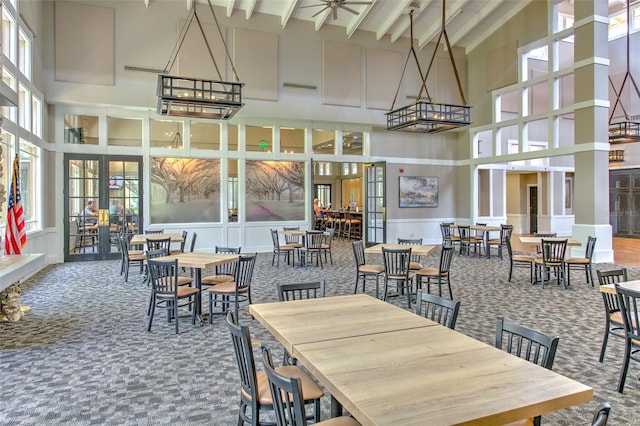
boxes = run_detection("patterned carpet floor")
[1,239,639,425]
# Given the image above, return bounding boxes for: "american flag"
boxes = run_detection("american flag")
[4,156,26,254]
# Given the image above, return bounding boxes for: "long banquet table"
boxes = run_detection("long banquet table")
[249,294,593,426]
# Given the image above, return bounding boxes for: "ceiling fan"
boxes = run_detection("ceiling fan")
[299,0,373,20]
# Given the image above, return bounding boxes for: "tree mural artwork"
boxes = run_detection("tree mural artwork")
[246,160,305,221]
[150,157,221,223]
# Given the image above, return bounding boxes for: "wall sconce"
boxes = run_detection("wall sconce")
[609,150,625,162]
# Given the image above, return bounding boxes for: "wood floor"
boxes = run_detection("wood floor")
[511,234,640,267]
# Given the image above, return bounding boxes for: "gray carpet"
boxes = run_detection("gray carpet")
[1,239,638,425]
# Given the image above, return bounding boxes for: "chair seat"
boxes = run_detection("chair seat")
[534,259,563,266]
[280,244,296,250]
[129,250,144,256]
[565,257,589,265]
[177,276,193,286]
[129,253,146,261]
[201,274,234,285]
[156,286,199,299]
[386,272,415,280]
[487,238,502,244]
[416,267,448,277]
[359,264,384,274]
[449,236,461,241]
[248,367,324,405]
[513,254,535,262]
[288,243,303,248]
[409,261,424,270]
[169,249,183,255]
[206,281,248,294]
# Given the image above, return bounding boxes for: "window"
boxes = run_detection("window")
[246,125,272,152]
[315,162,333,176]
[107,116,142,147]
[18,139,40,232]
[18,29,30,79]
[315,184,331,208]
[31,96,42,137]
[312,129,335,154]
[65,114,99,145]
[2,9,16,64]
[0,130,15,230]
[1,67,17,122]
[191,121,220,150]
[149,119,182,149]
[280,127,304,154]
[18,83,30,131]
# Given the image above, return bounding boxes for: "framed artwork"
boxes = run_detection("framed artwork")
[399,176,438,208]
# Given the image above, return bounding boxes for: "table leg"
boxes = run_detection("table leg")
[330,395,343,418]
[194,268,203,326]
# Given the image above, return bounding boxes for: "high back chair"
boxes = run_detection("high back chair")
[440,222,456,246]
[565,236,597,287]
[147,258,199,334]
[225,313,323,426]
[534,239,568,289]
[201,246,241,288]
[597,268,628,363]
[321,228,335,265]
[614,284,640,393]
[415,245,455,299]
[120,233,145,282]
[207,253,256,323]
[382,247,414,308]
[505,235,536,283]
[146,236,171,252]
[169,230,188,254]
[533,232,557,257]
[277,280,326,365]
[469,223,486,256]
[260,346,359,426]
[397,237,424,270]
[487,224,513,259]
[352,240,384,298]
[495,315,559,426]
[282,226,304,249]
[457,225,471,255]
[415,290,460,329]
[146,247,193,316]
[271,229,295,268]
[299,231,324,268]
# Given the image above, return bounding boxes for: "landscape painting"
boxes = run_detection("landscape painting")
[399,176,438,208]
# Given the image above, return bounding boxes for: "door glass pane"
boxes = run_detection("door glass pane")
[228,159,238,222]
[109,160,140,236]
[68,159,100,255]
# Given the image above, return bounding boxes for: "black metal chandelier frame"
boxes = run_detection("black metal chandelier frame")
[157,0,244,120]
[386,1,470,133]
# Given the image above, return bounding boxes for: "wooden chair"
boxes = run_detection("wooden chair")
[381,247,414,308]
[534,239,567,289]
[469,223,486,256]
[271,229,295,268]
[321,228,335,265]
[591,402,611,426]
[614,283,640,393]
[597,268,628,363]
[565,236,597,287]
[169,230,188,254]
[352,240,384,298]
[119,233,145,282]
[415,245,455,299]
[457,225,471,256]
[146,236,171,252]
[415,290,460,329]
[487,224,513,259]
[225,312,323,426]
[260,345,359,426]
[397,237,424,270]
[505,235,536,283]
[533,232,557,257]
[439,222,457,246]
[206,254,257,324]
[495,315,559,426]
[145,248,194,316]
[201,246,240,289]
[147,258,199,334]
[299,231,324,268]
[277,281,325,365]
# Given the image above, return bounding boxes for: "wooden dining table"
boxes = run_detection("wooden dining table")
[129,232,184,246]
[518,236,582,246]
[154,252,238,325]
[451,224,502,258]
[599,279,640,295]
[364,243,437,256]
[249,294,593,425]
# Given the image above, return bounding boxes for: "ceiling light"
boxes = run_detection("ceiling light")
[386,2,470,133]
[609,0,640,143]
[157,0,243,120]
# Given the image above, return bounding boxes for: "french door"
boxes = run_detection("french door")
[64,154,143,261]
[364,162,386,245]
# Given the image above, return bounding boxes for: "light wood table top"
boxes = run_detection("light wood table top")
[364,243,437,256]
[451,224,502,232]
[154,252,237,269]
[250,294,437,353]
[251,294,593,426]
[599,279,640,295]
[130,232,184,246]
[518,236,581,246]
[281,230,328,237]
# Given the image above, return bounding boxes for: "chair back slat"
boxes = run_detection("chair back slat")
[541,239,567,263]
[235,254,257,292]
[278,281,326,301]
[352,240,366,267]
[398,238,422,262]
[147,237,171,252]
[382,247,412,279]
[225,312,260,417]
[439,245,455,273]
[305,231,324,249]
[283,227,301,245]
[415,291,460,329]
[597,268,628,315]
[495,315,559,370]
[148,258,179,297]
[261,346,307,426]
[616,284,640,341]
[215,246,241,276]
